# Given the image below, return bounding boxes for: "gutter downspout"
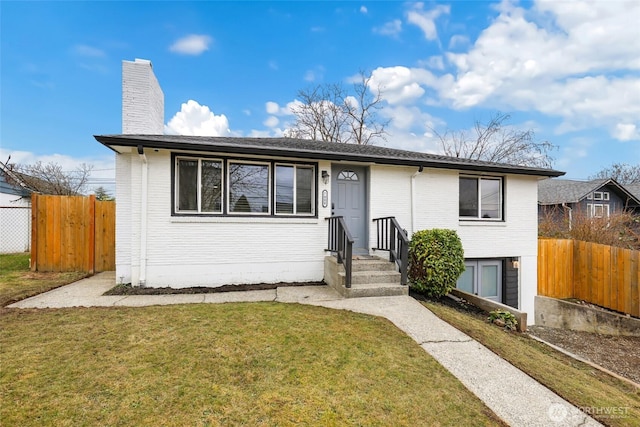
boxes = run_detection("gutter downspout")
[562,202,572,230]
[138,145,148,287]
[411,166,424,233]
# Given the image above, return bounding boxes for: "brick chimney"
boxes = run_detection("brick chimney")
[122,59,164,134]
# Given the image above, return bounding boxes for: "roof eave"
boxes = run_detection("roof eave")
[95,135,565,178]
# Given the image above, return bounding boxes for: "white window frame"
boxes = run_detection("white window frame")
[227,160,271,215]
[459,175,504,221]
[593,191,604,201]
[274,163,316,216]
[175,156,223,214]
[588,203,610,218]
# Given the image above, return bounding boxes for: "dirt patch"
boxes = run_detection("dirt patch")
[104,281,326,296]
[528,326,640,384]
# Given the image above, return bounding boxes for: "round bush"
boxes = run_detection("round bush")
[409,229,465,297]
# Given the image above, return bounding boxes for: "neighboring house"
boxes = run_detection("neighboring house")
[538,178,640,222]
[95,59,564,320]
[0,161,33,207]
[627,183,640,209]
[0,161,33,253]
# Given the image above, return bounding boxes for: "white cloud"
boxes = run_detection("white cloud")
[169,34,213,55]
[263,116,279,127]
[369,66,441,105]
[73,44,106,57]
[374,19,402,37]
[418,55,445,71]
[304,70,316,82]
[406,3,450,41]
[360,6,368,14]
[164,100,230,136]
[613,123,638,141]
[371,0,639,143]
[265,101,280,115]
[448,35,469,49]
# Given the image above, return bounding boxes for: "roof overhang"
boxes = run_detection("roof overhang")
[95,134,566,178]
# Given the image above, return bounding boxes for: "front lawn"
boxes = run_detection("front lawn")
[423,300,640,427]
[1,303,505,426]
[0,253,86,306]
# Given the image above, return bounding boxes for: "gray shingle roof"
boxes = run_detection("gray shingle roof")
[538,178,609,204]
[538,178,640,206]
[626,183,640,200]
[95,134,565,177]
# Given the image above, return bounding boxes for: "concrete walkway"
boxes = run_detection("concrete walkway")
[8,272,601,427]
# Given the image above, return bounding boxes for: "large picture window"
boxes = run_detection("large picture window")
[228,162,270,214]
[176,158,223,213]
[275,164,315,215]
[173,155,316,217]
[459,176,503,220]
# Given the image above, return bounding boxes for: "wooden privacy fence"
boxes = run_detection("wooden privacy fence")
[538,238,639,318]
[31,194,115,273]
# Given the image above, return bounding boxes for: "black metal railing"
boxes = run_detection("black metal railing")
[326,216,354,288]
[372,216,409,286]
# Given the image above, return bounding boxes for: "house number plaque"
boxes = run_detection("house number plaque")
[322,190,328,208]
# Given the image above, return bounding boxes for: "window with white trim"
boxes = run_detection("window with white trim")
[459,176,503,220]
[176,157,223,213]
[588,203,610,218]
[275,164,315,215]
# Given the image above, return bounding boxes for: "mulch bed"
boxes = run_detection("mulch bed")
[104,281,326,296]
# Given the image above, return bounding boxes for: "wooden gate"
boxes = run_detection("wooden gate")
[30,194,115,273]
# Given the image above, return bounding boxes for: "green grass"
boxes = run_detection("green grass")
[0,253,86,306]
[423,300,640,427]
[0,303,505,426]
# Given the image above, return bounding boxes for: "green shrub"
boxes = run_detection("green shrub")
[488,309,518,331]
[408,229,465,297]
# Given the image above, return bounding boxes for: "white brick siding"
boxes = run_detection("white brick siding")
[367,165,539,318]
[122,59,164,135]
[115,149,540,318]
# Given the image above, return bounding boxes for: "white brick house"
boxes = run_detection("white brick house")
[95,59,564,319]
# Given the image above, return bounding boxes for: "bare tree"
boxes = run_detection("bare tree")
[5,161,93,195]
[433,112,556,168]
[588,163,640,184]
[287,71,388,145]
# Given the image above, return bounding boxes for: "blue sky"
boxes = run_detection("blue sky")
[1,1,639,193]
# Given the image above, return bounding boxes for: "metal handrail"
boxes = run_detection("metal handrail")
[372,216,409,285]
[326,216,354,288]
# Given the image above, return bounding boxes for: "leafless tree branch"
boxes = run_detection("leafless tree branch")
[432,112,556,168]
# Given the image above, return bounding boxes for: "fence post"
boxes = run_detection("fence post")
[30,194,38,271]
[88,195,96,275]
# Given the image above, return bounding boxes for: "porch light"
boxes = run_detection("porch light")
[321,170,330,184]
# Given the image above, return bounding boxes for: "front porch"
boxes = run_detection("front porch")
[324,216,409,298]
[324,255,408,298]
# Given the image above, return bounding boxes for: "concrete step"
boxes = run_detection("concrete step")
[342,282,408,298]
[341,270,401,285]
[351,258,397,272]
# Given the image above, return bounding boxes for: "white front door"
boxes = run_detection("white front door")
[457,260,502,302]
[331,165,368,255]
